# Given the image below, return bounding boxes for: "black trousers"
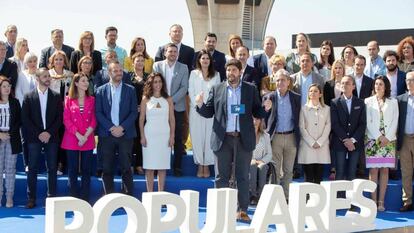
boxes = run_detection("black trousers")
[100,136,134,195]
[132,114,143,168]
[303,164,324,184]
[173,111,185,172]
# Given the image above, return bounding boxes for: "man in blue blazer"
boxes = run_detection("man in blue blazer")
[331,75,366,182]
[194,33,226,81]
[384,50,407,97]
[396,72,414,212]
[95,60,138,195]
[153,43,189,176]
[196,59,263,221]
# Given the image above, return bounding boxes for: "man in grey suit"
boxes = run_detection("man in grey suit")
[291,52,326,106]
[196,59,263,222]
[153,43,189,176]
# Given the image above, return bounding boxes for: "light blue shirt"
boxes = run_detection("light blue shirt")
[110,82,122,126]
[405,94,414,134]
[226,81,242,132]
[0,60,4,71]
[364,56,386,79]
[101,45,128,69]
[276,91,294,132]
[300,72,313,106]
[344,95,352,113]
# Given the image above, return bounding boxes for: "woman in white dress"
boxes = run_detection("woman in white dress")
[140,73,175,192]
[188,49,220,177]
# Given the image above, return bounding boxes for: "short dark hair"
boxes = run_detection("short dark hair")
[373,75,391,99]
[225,59,242,71]
[108,60,121,72]
[51,29,63,35]
[204,32,217,41]
[383,50,399,62]
[355,55,366,63]
[105,26,118,36]
[164,43,177,51]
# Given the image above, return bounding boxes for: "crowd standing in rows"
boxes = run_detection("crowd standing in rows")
[0,24,414,221]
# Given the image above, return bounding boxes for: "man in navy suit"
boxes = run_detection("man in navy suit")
[353,55,374,99]
[384,50,407,97]
[235,46,260,92]
[4,25,17,59]
[0,41,18,89]
[39,29,74,69]
[155,24,195,72]
[331,75,366,182]
[194,33,226,81]
[95,60,138,195]
[22,68,63,208]
[248,36,277,79]
[196,59,263,222]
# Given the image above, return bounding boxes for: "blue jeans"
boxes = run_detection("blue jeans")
[27,143,58,201]
[66,150,93,202]
[335,150,361,181]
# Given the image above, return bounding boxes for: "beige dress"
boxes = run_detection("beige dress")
[298,104,331,164]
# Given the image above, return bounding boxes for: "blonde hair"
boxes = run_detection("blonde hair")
[13,37,28,60]
[330,60,345,81]
[269,54,286,66]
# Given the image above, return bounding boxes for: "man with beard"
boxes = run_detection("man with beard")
[194,33,226,81]
[100,26,127,70]
[195,59,263,222]
[384,50,407,97]
[22,68,63,208]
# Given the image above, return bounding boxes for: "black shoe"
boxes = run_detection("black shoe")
[400,204,413,212]
[293,170,301,179]
[349,205,358,212]
[250,196,258,205]
[389,170,399,180]
[25,200,36,209]
[95,169,103,177]
[174,170,182,177]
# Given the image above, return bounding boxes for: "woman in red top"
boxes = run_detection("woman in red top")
[61,73,96,202]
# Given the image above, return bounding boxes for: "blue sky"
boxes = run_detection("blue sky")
[1,0,413,57]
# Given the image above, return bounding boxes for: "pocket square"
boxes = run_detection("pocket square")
[354,106,361,110]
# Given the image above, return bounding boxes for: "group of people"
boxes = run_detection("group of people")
[0,23,414,222]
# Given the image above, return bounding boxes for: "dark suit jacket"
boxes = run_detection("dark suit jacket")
[194,50,226,82]
[0,59,18,89]
[94,69,132,91]
[265,90,301,145]
[252,53,269,79]
[39,44,74,68]
[396,70,407,96]
[8,97,22,154]
[330,95,366,151]
[396,93,412,150]
[353,75,373,99]
[323,80,336,107]
[196,81,263,152]
[95,83,138,139]
[21,88,63,144]
[5,43,13,59]
[242,65,261,91]
[69,50,102,75]
[154,43,195,72]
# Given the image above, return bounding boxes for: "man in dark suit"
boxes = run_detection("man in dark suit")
[95,60,138,195]
[22,68,63,208]
[331,75,366,182]
[194,32,226,81]
[39,29,74,69]
[353,55,374,178]
[353,55,374,99]
[397,71,414,212]
[196,59,263,222]
[0,41,18,89]
[235,46,260,92]
[154,24,195,72]
[94,50,131,90]
[4,25,17,59]
[384,50,407,97]
[153,43,189,176]
[264,69,301,200]
[249,36,277,79]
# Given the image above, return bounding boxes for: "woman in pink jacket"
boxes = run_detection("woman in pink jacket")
[61,73,96,202]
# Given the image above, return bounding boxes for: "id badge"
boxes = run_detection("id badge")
[231,104,245,115]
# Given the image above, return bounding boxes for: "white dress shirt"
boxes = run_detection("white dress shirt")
[37,88,48,129]
[165,61,176,95]
[354,73,363,97]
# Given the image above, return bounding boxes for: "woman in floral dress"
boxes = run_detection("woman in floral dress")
[365,75,399,211]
